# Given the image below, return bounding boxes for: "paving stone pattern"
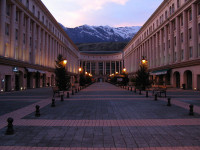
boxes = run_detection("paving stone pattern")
[0,83,200,149]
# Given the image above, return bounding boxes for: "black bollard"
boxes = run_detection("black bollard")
[128,87,129,91]
[139,90,142,95]
[35,105,40,117]
[189,104,194,116]
[146,91,148,97]
[51,97,55,107]
[67,92,70,98]
[154,94,157,101]
[167,98,171,106]
[5,117,14,135]
[61,94,64,101]
[75,89,78,93]
[131,87,132,91]
[72,90,74,95]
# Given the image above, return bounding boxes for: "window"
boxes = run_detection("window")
[38,11,40,19]
[173,21,176,30]
[168,40,170,48]
[23,34,26,44]
[181,15,183,26]
[165,11,168,19]
[189,47,193,58]
[189,28,192,39]
[181,49,184,60]
[26,0,29,9]
[177,0,180,8]
[172,4,175,13]
[5,24,9,36]
[42,16,44,23]
[189,9,192,21]
[199,23,200,36]
[16,11,19,22]
[30,37,32,46]
[170,6,172,15]
[6,3,10,16]
[174,37,176,46]
[181,33,183,43]
[32,5,35,15]
[198,3,200,15]
[199,44,200,57]
[174,52,177,61]
[15,29,18,40]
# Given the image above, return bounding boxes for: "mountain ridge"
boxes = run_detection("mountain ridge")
[60,24,141,44]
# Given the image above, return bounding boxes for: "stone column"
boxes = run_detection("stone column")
[110,61,112,75]
[90,61,92,74]
[26,17,30,62]
[105,61,107,75]
[153,35,156,67]
[19,11,24,60]
[156,32,159,67]
[160,29,164,66]
[31,22,36,64]
[37,26,41,65]
[10,4,16,58]
[164,25,169,65]
[170,21,174,64]
[119,61,120,74]
[192,3,198,59]
[176,16,181,62]
[115,61,116,73]
[0,0,6,56]
[149,38,152,68]
[183,10,189,61]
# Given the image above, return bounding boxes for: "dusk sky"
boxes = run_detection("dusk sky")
[41,0,163,28]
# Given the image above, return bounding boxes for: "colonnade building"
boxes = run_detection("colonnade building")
[0,0,79,92]
[79,51,123,82]
[123,0,200,90]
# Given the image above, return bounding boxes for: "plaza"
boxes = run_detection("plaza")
[0,83,200,149]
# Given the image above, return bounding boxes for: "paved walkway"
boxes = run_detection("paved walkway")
[0,83,200,149]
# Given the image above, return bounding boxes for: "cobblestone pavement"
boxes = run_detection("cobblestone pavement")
[0,83,200,150]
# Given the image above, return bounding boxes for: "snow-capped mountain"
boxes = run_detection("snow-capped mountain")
[60,24,141,44]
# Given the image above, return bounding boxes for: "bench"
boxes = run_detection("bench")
[152,86,167,97]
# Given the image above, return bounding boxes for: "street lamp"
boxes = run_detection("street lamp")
[141,56,147,65]
[123,68,126,73]
[79,67,82,73]
[63,60,67,66]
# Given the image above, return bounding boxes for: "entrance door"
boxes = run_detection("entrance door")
[15,74,20,91]
[5,75,11,92]
[186,71,192,89]
[197,75,200,91]
[27,73,31,89]
[175,72,180,88]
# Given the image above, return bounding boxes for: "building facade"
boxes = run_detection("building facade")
[0,0,79,92]
[79,51,123,81]
[123,0,200,90]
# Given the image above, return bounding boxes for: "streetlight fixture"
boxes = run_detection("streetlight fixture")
[79,67,82,72]
[63,60,67,66]
[123,68,126,73]
[141,56,147,65]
